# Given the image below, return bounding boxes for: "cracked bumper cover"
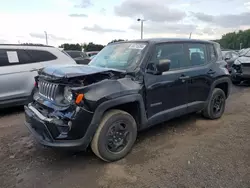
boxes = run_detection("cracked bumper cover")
[24,104,96,149]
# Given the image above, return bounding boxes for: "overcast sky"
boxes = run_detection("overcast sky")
[0,0,250,46]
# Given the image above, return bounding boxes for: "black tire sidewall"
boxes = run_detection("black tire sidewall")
[208,89,226,119]
[97,111,137,162]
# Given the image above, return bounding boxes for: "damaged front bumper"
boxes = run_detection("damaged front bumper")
[24,103,95,149]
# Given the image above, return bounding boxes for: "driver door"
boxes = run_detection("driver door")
[144,42,189,125]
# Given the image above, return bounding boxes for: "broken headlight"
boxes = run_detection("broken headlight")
[64,86,73,102]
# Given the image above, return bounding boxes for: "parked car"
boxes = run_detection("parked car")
[64,50,91,65]
[86,51,99,57]
[0,44,77,108]
[221,50,239,73]
[231,48,250,84]
[24,38,231,162]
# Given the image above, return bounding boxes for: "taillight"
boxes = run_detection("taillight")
[225,64,229,70]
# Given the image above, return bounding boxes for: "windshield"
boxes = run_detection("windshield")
[89,42,147,71]
[66,51,87,58]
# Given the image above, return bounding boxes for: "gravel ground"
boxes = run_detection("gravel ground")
[0,85,249,188]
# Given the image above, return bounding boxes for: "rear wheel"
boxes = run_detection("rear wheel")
[91,109,137,162]
[203,88,226,119]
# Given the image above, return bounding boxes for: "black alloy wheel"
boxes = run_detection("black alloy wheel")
[203,88,226,119]
[91,109,137,162]
[106,120,130,153]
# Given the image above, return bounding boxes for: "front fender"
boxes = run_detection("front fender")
[91,94,147,126]
[82,94,147,148]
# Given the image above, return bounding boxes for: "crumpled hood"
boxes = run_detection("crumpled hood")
[40,64,124,78]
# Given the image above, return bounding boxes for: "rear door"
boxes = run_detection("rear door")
[0,49,39,103]
[183,43,215,112]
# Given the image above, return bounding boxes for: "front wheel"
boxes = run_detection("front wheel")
[91,109,137,162]
[202,88,226,119]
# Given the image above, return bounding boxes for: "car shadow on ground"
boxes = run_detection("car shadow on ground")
[0,106,24,118]
[29,112,203,167]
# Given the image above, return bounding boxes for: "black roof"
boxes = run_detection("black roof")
[123,38,217,44]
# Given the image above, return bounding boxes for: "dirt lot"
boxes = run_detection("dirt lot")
[0,85,250,188]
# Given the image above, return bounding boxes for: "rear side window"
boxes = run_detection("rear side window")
[207,44,217,62]
[17,50,33,64]
[26,50,57,62]
[0,49,57,66]
[187,43,207,66]
[150,43,187,70]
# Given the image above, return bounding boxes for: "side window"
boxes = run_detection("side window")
[17,50,33,64]
[207,44,217,62]
[0,50,9,66]
[149,43,186,71]
[0,50,20,66]
[27,50,57,62]
[188,43,207,66]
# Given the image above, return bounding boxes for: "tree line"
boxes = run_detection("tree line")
[23,29,250,52]
[214,29,250,50]
[59,39,126,52]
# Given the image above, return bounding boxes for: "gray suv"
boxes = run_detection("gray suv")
[0,44,76,108]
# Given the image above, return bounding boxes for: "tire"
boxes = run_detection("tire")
[91,109,137,162]
[202,88,226,120]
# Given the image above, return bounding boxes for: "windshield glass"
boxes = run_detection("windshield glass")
[89,42,147,71]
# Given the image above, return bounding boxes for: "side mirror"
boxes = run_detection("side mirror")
[156,59,171,73]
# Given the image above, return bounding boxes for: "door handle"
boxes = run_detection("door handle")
[207,69,216,75]
[179,75,190,80]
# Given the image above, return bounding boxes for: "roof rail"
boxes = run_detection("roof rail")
[0,43,54,47]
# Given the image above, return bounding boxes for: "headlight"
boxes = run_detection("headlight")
[64,86,73,102]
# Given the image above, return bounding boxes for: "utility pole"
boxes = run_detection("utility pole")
[137,18,146,39]
[44,31,48,45]
[189,32,192,39]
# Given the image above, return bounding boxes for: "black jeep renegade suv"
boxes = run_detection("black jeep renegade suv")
[24,38,231,162]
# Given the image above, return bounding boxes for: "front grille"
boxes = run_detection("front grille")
[38,81,59,101]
